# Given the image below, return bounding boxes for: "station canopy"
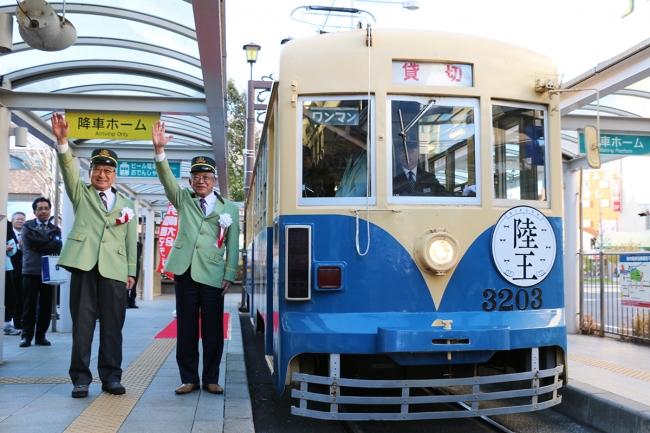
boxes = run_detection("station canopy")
[0,0,228,209]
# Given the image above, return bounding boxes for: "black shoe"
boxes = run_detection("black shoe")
[71,384,89,398]
[128,304,139,309]
[102,382,126,395]
[35,338,51,346]
[19,338,31,347]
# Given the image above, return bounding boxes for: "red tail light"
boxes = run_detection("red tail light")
[317,266,341,289]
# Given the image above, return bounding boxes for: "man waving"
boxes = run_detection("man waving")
[152,120,240,395]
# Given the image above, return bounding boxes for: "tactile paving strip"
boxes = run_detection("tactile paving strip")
[0,377,101,384]
[569,353,650,382]
[63,338,177,433]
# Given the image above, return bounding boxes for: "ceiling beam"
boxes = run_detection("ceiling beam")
[560,37,650,116]
[3,60,204,94]
[561,114,650,134]
[192,0,230,198]
[1,88,207,115]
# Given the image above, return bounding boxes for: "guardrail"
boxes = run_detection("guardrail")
[580,251,650,342]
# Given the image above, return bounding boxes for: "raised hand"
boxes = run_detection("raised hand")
[51,113,69,145]
[152,120,174,154]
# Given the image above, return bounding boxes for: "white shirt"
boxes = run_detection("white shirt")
[97,188,116,212]
[402,166,418,179]
[58,141,116,211]
[13,228,21,248]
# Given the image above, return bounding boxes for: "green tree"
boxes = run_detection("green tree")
[227,79,246,202]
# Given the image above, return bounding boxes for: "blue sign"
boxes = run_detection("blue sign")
[118,160,181,178]
[579,133,650,156]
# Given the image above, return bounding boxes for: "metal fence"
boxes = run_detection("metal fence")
[581,251,650,342]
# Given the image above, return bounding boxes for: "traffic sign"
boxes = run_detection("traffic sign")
[118,160,181,178]
[579,133,650,156]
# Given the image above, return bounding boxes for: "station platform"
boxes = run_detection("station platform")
[0,290,254,433]
[2,296,650,433]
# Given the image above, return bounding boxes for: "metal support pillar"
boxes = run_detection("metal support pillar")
[0,107,10,363]
[57,167,77,333]
[563,169,580,334]
[143,206,155,301]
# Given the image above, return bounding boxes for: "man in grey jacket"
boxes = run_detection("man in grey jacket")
[19,197,62,348]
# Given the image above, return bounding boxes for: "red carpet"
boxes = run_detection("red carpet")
[155,312,231,340]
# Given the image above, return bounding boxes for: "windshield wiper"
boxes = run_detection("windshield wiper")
[397,99,436,165]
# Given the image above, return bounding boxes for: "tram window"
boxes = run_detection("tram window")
[492,104,547,202]
[300,98,371,200]
[389,97,478,200]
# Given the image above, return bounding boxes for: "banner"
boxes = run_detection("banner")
[157,202,178,280]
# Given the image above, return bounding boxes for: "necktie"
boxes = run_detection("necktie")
[408,171,416,193]
[99,191,108,211]
[39,224,46,234]
[199,198,207,215]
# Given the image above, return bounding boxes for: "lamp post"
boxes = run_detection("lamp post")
[243,42,261,81]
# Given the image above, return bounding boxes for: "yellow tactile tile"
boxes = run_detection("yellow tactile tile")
[63,338,177,433]
[569,353,650,383]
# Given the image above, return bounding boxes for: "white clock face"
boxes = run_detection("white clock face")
[490,206,556,287]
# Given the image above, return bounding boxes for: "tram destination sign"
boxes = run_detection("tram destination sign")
[579,133,650,156]
[66,111,160,141]
[118,160,181,179]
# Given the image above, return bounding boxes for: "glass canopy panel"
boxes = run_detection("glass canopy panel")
[18,75,204,96]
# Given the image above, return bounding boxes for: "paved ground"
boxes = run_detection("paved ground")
[0,289,253,433]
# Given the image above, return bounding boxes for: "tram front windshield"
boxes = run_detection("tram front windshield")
[390,98,477,199]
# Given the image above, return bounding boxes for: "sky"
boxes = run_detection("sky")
[225,0,650,92]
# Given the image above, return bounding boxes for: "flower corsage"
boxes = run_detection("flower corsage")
[216,213,233,249]
[116,207,134,225]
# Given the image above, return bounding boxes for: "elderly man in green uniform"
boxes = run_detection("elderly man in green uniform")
[51,113,137,399]
[152,120,240,395]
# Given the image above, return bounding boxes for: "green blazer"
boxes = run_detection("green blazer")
[57,149,138,283]
[156,158,240,287]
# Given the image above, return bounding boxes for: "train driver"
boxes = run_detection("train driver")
[392,141,453,197]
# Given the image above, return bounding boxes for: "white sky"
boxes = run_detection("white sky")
[225,0,650,92]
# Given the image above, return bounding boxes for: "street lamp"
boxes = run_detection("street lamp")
[243,42,261,80]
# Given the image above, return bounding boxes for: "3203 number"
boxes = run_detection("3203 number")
[482,288,543,312]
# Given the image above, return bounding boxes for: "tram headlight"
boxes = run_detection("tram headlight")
[416,229,460,275]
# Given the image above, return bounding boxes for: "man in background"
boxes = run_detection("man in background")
[10,212,25,331]
[127,241,143,309]
[19,198,62,348]
[392,142,452,197]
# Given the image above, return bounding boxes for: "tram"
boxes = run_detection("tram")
[244,28,566,420]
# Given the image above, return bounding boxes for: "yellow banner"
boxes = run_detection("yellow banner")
[65,112,160,141]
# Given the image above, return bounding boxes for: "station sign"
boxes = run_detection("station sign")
[118,160,181,179]
[579,133,650,156]
[66,111,160,141]
[392,61,473,87]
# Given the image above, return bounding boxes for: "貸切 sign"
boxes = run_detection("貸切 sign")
[66,112,160,141]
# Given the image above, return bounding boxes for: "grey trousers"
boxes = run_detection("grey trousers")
[69,265,127,386]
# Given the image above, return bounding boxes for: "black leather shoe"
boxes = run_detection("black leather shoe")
[102,382,126,395]
[35,338,51,346]
[19,338,31,347]
[71,384,89,398]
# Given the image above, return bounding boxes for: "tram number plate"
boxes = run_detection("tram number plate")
[481,288,543,312]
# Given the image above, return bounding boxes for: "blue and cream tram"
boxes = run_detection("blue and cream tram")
[244,28,566,420]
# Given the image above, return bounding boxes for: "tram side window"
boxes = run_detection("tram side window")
[301,99,370,198]
[390,98,477,198]
[492,105,547,201]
